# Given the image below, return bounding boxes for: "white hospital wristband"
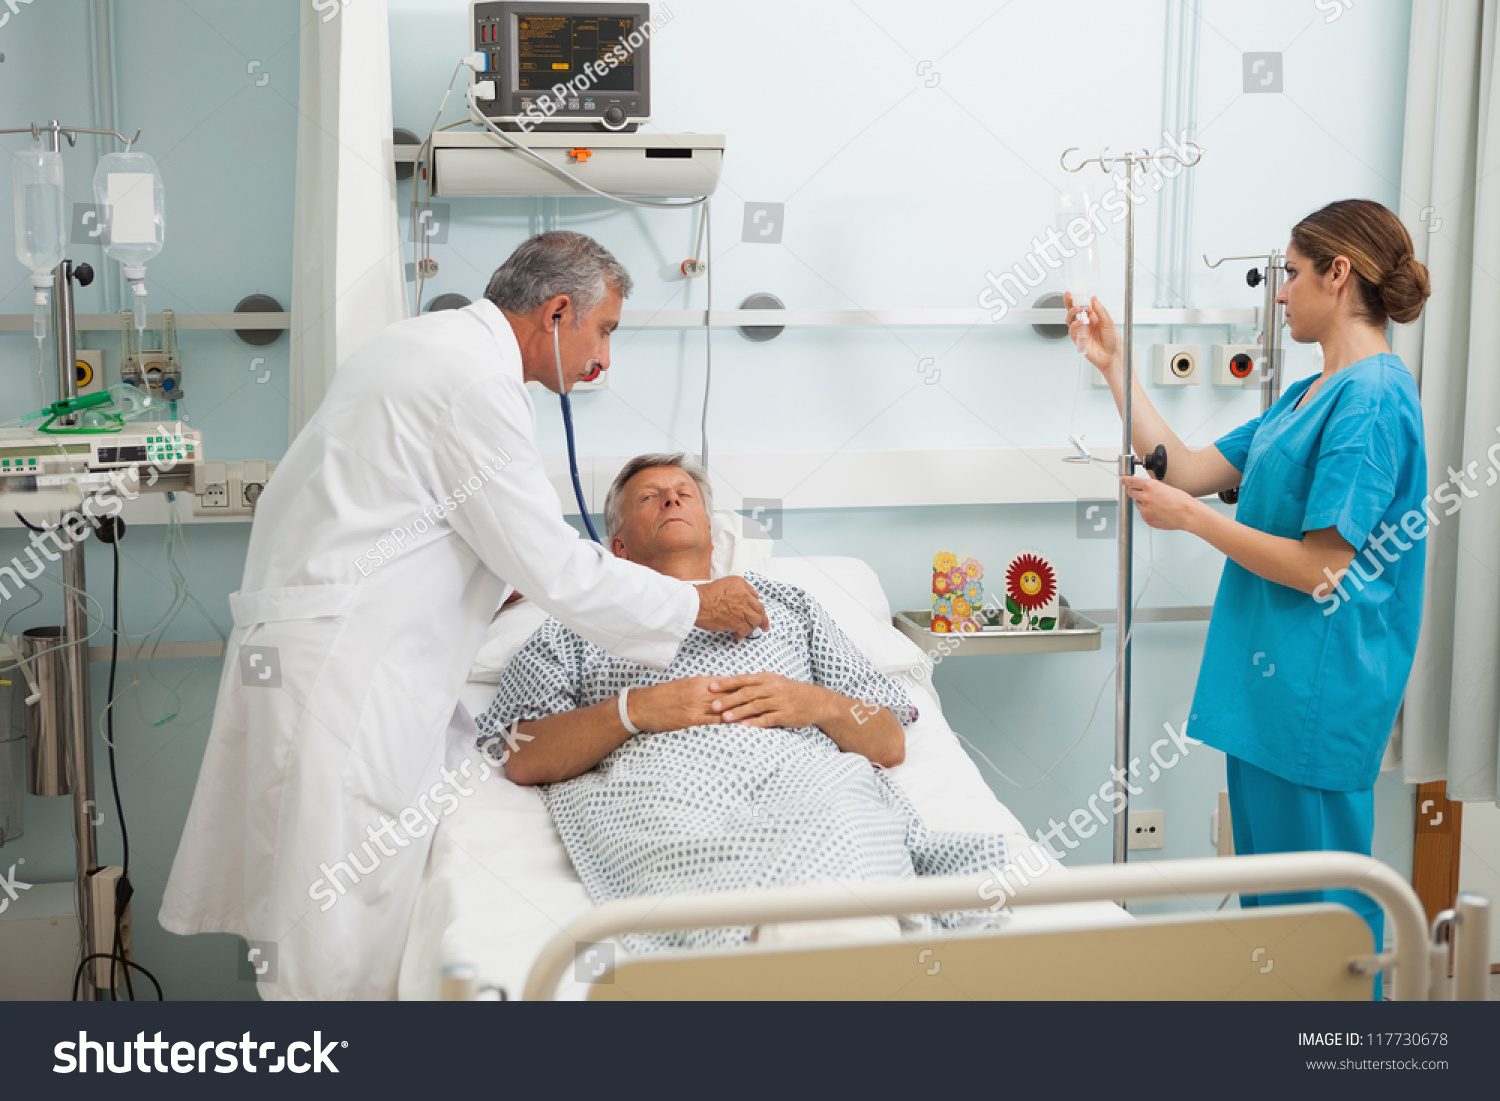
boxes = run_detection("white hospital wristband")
[618,688,642,735]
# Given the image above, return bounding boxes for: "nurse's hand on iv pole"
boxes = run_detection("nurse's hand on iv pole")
[694,576,770,639]
[1121,473,1201,531]
[1063,293,1122,378]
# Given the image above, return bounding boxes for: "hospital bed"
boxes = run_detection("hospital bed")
[395,527,1448,1001]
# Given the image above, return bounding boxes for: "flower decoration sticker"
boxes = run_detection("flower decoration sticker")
[933,552,989,633]
[1003,552,1059,631]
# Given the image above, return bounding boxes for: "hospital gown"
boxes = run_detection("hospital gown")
[478,572,1009,951]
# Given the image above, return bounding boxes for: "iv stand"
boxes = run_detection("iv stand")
[1204,249,1287,413]
[4,118,139,999]
[1060,142,1205,865]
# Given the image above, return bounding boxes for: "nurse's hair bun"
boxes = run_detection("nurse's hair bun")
[1290,199,1432,326]
[1380,253,1431,326]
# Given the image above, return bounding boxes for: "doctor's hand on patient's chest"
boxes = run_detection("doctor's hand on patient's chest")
[694,577,771,639]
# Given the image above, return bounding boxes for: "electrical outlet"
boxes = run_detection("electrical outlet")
[1151,344,1201,386]
[1212,344,1260,386]
[192,460,278,518]
[1127,809,1164,850]
[192,461,230,515]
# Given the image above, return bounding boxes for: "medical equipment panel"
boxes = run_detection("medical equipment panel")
[471,2,652,132]
[0,424,202,481]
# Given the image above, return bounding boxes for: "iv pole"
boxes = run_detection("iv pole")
[1060,142,1204,865]
[2,118,140,999]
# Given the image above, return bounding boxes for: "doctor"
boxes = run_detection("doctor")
[161,231,767,999]
[1068,199,1430,982]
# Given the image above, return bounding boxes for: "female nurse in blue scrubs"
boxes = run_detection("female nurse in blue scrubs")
[1066,199,1431,982]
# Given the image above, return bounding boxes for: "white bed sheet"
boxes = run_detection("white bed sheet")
[397,556,1126,1000]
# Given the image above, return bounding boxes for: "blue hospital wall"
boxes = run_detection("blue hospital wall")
[0,0,1414,999]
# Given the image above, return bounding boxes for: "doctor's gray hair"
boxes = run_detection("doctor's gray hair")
[604,453,715,539]
[483,230,633,325]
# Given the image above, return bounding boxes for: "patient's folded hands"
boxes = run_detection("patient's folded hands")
[707,673,835,729]
[627,675,727,732]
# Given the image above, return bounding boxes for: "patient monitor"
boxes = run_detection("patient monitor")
[470,2,653,132]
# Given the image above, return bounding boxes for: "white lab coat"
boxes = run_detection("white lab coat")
[159,300,697,1000]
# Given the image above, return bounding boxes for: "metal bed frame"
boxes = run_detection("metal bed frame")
[513,853,1491,1001]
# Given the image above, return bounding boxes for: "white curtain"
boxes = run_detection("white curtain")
[1395,0,1500,804]
[288,0,408,440]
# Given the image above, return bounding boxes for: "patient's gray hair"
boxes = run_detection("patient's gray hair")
[483,230,633,324]
[604,453,715,539]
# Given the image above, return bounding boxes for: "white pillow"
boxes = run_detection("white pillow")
[759,556,930,677]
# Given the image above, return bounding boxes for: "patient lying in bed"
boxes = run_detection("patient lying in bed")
[476,453,1008,950]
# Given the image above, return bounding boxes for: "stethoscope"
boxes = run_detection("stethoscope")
[553,314,603,544]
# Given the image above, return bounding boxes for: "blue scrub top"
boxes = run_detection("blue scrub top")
[1188,353,1426,792]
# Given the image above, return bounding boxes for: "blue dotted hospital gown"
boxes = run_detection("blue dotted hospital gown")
[478,572,1009,950]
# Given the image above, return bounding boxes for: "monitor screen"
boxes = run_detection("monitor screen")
[517,14,636,93]
[473,2,652,130]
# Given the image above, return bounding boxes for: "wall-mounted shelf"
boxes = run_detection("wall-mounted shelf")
[894,606,1102,655]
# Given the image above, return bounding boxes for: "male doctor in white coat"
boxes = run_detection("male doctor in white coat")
[160,231,767,999]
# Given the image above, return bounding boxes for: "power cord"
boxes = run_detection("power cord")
[68,515,164,1001]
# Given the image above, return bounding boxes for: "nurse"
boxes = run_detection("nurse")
[161,231,768,999]
[1066,199,1430,976]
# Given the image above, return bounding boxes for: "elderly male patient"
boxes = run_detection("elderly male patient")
[477,453,1008,950]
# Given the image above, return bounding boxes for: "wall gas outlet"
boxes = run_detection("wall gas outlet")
[1127,809,1164,850]
[1212,344,1260,386]
[1152,344,1201,386]
[75,349,104,396]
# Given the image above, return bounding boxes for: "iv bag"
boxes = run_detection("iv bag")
[13,147,66,340]
[1054,182,1101,301]
[93,150,164,333]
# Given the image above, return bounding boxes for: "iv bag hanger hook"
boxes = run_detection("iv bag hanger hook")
[0,119,142,152]
[1060,142,1203,175]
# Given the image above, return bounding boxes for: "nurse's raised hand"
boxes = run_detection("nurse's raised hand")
[1064,293,1121,377]
[695,576,771,639]
[1121,474,1203,532]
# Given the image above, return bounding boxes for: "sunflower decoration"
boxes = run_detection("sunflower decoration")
[933,551,958,574]
[951,597,971,618]
[931,615,952,633]
[1003,552,1059,631]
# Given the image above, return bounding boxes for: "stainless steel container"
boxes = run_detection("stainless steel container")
[21,626,69,797]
